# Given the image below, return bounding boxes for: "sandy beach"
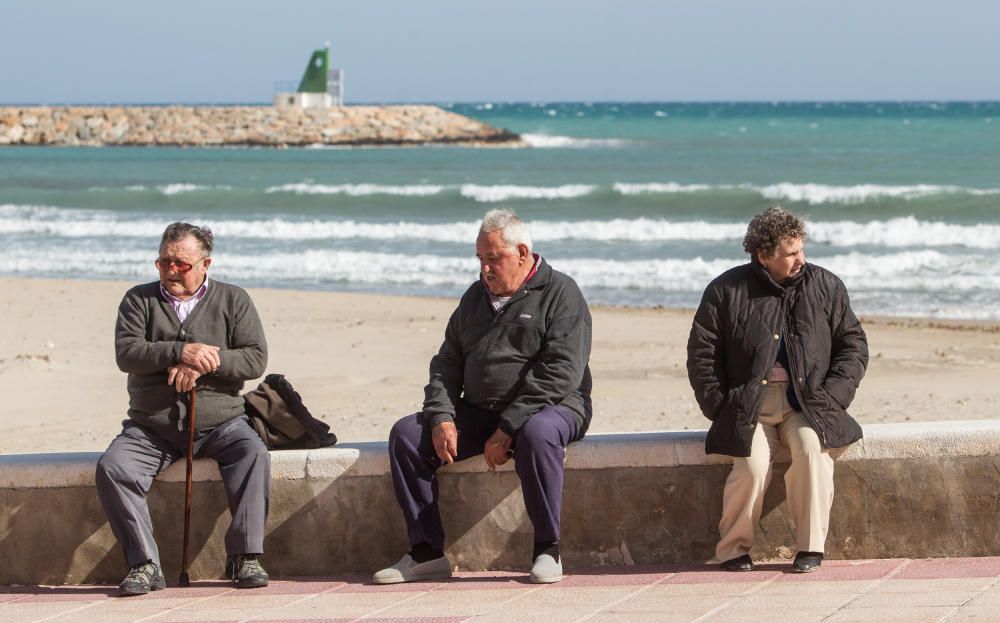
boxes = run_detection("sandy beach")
[1,276,998,455]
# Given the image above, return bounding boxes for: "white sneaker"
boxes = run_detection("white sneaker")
[372,554,452,585]
[529,553,563,584]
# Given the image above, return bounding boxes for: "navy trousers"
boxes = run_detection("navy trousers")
[95,415,271,568]
[388,400,578,552]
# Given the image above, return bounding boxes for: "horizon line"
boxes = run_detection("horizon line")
[3,99,1000,107]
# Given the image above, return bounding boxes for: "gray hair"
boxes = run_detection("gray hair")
[479,208,532,250]
[742,207,806,259]
[160,222,214,257]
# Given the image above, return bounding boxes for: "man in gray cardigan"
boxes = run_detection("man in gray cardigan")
[374,209,593,585]
[96,223,270,596]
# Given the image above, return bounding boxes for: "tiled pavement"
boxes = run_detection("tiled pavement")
[3,557,1000,622]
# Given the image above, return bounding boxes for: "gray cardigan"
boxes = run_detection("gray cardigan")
[115,279,268,437]
[421,259,593,441]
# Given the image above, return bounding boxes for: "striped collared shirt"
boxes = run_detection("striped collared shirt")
[160,280,209,323]
[485,255,542,314]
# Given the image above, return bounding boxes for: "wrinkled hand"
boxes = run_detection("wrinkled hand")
[484,429,513,471]
[432,421,458,465]
[167,363,202,393]
[181,342,221,375]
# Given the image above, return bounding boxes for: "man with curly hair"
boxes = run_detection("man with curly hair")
[687,207,868,573]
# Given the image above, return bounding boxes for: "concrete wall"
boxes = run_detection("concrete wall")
[2,421,1000,585]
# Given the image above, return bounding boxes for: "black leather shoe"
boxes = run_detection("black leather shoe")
[793,551,823,573]
[720,554,754,572]
[118,560,165,597]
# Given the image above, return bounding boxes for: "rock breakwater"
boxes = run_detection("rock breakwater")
[0,105,523,148]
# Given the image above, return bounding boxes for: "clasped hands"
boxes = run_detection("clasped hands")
[432,421,512,471]
[166,342,220,392]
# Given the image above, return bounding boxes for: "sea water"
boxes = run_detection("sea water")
[1,101,998,319]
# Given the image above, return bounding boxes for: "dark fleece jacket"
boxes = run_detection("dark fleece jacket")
[421,258,593,440]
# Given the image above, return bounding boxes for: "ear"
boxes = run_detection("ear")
[756,250,768,266]
[203,258,212,270]
[516,243,531,262]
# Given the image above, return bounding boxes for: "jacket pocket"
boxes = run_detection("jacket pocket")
[491,322,544,359]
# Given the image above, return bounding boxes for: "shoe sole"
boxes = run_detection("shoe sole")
[529,574,564,584]
[792,565,821,573]
[373,571,452,585]
[235,579,269,589]
[119,581,165,597]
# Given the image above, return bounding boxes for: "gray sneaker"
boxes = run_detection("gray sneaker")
[118,560,166,597]
[529,554,563,584]
[228,554,269,588]
[373,554,452,584]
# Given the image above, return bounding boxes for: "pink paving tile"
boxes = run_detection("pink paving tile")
[11,586,117,602]
[0,593,32,603]
[339,580,449,593]
[361,619,467,623]
[558,569,675,587]
[775,558,906,582]
[895,556,1000,579]
[331,571,527,592]
[220,579,348,595]
[665,568,782,584]
[121,585,235,600]
[430,575,528,590]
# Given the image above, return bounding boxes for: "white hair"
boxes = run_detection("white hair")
[479,208,532,250]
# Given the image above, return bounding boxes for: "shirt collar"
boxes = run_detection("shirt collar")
[160,278,209,305]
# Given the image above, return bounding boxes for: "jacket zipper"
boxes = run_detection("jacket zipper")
[781,301,828,446]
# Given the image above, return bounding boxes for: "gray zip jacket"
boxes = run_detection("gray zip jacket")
[115,279,268,437]
[421,259,593,440]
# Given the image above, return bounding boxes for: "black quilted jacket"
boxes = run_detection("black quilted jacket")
[686,261,868,457]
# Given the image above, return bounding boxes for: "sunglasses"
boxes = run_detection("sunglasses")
[155,257,207,274]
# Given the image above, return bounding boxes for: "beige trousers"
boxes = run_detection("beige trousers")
[715,381,835,562]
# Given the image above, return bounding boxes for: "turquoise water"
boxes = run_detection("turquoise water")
[2,102,999,318]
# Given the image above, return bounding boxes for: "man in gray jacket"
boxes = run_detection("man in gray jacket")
[96,222,270,596]
[374,208,593,585]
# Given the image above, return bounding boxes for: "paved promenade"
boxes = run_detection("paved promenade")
[3,557,1000,622]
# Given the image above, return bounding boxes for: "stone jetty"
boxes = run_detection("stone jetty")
[0,105,524,148]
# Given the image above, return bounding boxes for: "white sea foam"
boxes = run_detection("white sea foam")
[608,181,1000,203]
[521,134,629,148]
[4,206,1000,249]
[459,184,595,202]
[2,244,998,318]
[613,182,718,195]
[265,183,446,196]
[95,184,231,195]
[808,217,1000,249]
[759,183,1000,204]
[86,179,1000,205]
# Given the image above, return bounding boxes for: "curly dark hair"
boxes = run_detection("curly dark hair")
[742,207,806,258]
[160,222,214,257]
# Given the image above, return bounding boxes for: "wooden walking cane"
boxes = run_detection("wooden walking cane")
[179,389,197,587]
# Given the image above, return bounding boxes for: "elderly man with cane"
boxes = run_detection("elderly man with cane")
[96,222,271,596]
[373,208,593,585]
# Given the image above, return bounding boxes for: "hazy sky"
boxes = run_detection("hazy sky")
[4,1,998,104]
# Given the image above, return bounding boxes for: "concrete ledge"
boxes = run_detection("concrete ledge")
[2,421,1000,584]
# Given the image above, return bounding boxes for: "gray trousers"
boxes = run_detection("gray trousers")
[95,415,271,568]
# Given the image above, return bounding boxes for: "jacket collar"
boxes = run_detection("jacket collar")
[478,254,551,299]
[750,258,807,295]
